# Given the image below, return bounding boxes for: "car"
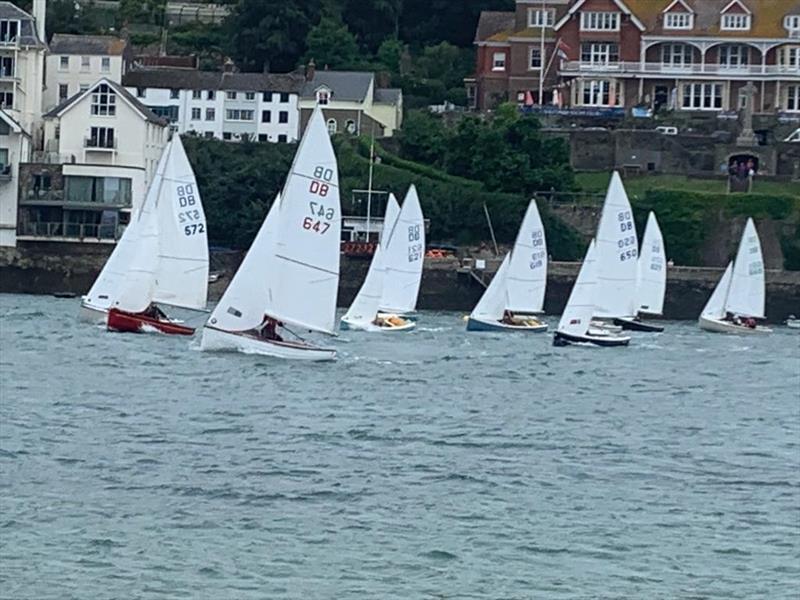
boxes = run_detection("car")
[655,126,678,135]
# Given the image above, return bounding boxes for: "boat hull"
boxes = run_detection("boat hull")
[590,320,623,334]
[107,309,195,336]
[466,317,548,333]
[553,330,631,347]
[340,317,416,332]
[79,301,109,324]
[613,317,665,333]
[698,315,772,335]
[200,326,336,361]
[786,319,800,329]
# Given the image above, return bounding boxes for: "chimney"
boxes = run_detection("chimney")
[223,57,235,73]
[305,59,316,82]
[32,0,46,43]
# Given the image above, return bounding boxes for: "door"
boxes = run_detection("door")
[654,86,669,112]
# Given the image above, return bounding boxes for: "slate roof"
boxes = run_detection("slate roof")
[49,34,127,55]
[474,11,515,43]
[122,68,305,93]
[0,2,45,47]
[374,88,402,105]
[301,71,374,102]
[43,78,167,125]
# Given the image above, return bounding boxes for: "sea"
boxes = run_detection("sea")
[1,293,798,599]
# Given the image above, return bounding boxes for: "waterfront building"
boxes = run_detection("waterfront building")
[299,62,404,138]
[44,34,130,112]
[17,78,169,244]
[122,65,304,143]
[0,109,30,246]
[469,0,800,115]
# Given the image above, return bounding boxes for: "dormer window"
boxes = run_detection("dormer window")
[316,89,330,105]
[0,20,19,44]
[665,12,693,30]
[528,8,555,28]
[580,12,620,32]
[786,15,800,35]
[721,13,750,30]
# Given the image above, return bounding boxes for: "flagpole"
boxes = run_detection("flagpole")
[538,0,546,105]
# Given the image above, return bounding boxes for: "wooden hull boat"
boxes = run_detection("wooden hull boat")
[340,316,416,332]
[200,326,336,361]
[107,308,195,336]
[466,316,548,332]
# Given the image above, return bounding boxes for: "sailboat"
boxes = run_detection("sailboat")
[615,211,666,332]
[200,107,340,360]
[79,135,208,335]
[698,218,772,334]
[466,199,548,332]
[591,172,638,332]
[378,185,425,318]
[554,239,630,347]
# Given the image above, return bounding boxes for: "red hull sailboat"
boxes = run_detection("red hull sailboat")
[107,308,195,335]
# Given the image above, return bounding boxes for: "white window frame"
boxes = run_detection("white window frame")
[664,12,693,30]
[779,46,800,70]
[580,12,620,32]
[317,90,330,105]
[579,80,612,107]
[718,44,749,68]
[681,82,723,110]
[661,43,693,67]
[327,118,337,135]
[88,126,115,148]
[0,20,19,44]
[225,109,254,121]
[721,13,751,31]
[786,84,800,112]
[80,56,91,71]
[785,15,800,34]
[192,90,202,99]
[0,56,13,78]
[245,92,256,100]
[59,56,69,71]
[58,83,68,100]
[101,57,110,72]
[528,8,555,28]
[226,91,236,100]
[191,107,201,120]
[205,108,215,121]
[90,84,116,116]
[529,47,542,70]
[492,52,506,71]
[580,42,619,66]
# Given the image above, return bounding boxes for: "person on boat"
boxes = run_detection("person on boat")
[260,316,283,342]
[142,303,167,321]
[502,310,516,325]
[744,317,756,329]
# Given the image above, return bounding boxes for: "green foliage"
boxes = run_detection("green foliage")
[781,229,800,271]
[168,22,228,69]
[118,0,166,26]
[304,14,361,70]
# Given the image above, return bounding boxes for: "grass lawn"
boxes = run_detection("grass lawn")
[575,171,799,198]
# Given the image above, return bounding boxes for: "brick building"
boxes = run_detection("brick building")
[469,0,800,115]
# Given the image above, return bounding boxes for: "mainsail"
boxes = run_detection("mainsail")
[506,199,547,313]
[725,218,765,318]
[557,240,597,336]
[469,254,511,322]
[635,211,666,316]
[380,185,425,313]
[342,246,385,326]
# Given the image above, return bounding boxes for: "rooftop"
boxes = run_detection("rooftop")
[122,68,305,93]
[301,71,374,102]
[49,34,128,56]
[474,11,515,43]
[0,1,45,48]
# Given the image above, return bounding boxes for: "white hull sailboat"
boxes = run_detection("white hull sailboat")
[615,211,666,333]
[467,199,548,332]
[200,106,342,360]
[80,135,209,334]
[698,218,772,335]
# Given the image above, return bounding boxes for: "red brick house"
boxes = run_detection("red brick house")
[468,0,800,115]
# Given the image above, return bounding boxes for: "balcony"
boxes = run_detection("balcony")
[17,221,121,242]
[83,137,118,152]
[560,61,800,78]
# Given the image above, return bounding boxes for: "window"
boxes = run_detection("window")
[91,84,116,116]
[529,47,542,70]
[88,126,115,148]
[192,90,202,99]
[779,46,800,69]
[65,176,131,205]
[191,107,201,120]
[206,108,215,121]
[0,56,13,77]
[81,56,90,71]
[79,84,89,92]
[263,91,273,102]
[0,91,12,108]
[151,106,179,122]
[787,85,800,111]
[225,109,254,121]
[280,93,289,102]
[661,44,693,67]
[278,111,288,124]
[317,90,330,105]
[261,110,271,123]
[204,131,214,139]
[258,134,268,142]
[492,52,506,71]
[226,91,236,100]
[580,43,619,65]
[528,8,554,28]
[222,132,232,140]
[682,82,723,110]
[278,134,287,143]
[245,92,255,100]
[207,90,215,100]
[59,56,69,70]
[721,13,750,31]
[664,12,693,29]
[170,89,179,99]
[345,119,356,134]
[786,15,800,34]
[58,84,69,101]
[327,118,337,134]
[0,20,19,43]
[579,80,612,106]
[136,87,145,98]
[719,45,749,67]
[101,57,110,72]
[580,12,620,31]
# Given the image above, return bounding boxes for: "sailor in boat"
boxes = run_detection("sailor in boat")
[138,303,169,322]
[502,310,516,325]
[258,316,284,342]
[373,314,408,329]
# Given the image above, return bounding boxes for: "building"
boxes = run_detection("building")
[0,109,29,245]
[44,33,130,112]
[122,66,304,143]
[17,78,169,244]
[470,0,800,115]
[299,64,403,137]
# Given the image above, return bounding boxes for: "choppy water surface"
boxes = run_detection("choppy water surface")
[1,293,799,599]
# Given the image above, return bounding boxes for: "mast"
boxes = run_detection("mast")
[539,0,546,105]
[366,125,375,242]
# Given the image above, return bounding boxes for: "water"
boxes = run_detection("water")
[1,293,798,599]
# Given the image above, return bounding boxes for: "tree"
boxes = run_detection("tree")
[304,13,361,70]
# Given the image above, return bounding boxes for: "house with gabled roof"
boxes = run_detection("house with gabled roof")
[0,108,30,246]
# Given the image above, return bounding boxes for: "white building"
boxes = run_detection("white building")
[123,67,304,142]
[0,109,30,245]
[44,34,129,112]
[16,78,169,244]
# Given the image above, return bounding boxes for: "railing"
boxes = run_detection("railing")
[18,221,120,241]
[0,38,19,49]
[31,151,78,164]
[560,60,800,76]
[20,189,65,203]
[83,138,118,150]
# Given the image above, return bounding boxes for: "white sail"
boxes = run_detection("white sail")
[380,193,400,244]
[506,199,547,313]
[557,240,597,336]
[152,136,209,310]
[207,195,280,332]
[701,261,733,319]
[725,218,765,318]
[268,106,341,334]
[112,193,160,313]
[635,211,666,316]
[342,246,385,326]
[593,172,638,318]
[469,253,510,322]
[380,184,425,313]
